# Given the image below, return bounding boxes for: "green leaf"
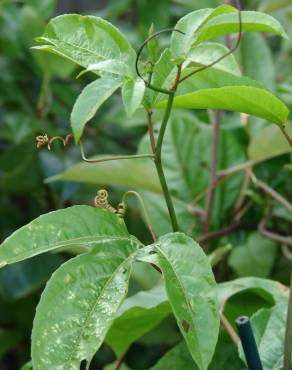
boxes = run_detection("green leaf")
[229,233,277,278]
[46,158,161,193]
[0,206,130,266]
[196,10,288,44]
[122,78,145,117]
[150,342,197,370]
[239,298,290,369]
[83,59,133,78]
[248,121,292,160]
[104,363,131,370]
[186,42,241,75]
[106,285,170,356]
[171,5,235,59]
[218,277,288,307]
[158,84,288,126]
[31,239,139,370]
[150,233,220,370]
[240,32,275,91]
[21,360,33,370]
[34,14,136,69]
[139,112,247,233]
[71,77,122,142]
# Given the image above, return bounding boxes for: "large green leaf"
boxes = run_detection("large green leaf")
[31,239,139,370]
[149,233,220,370]
[229,233,277,278]
[105,285,170,356]
[157,85,288,126]
[248,121,292,160]
[33,14,136,69]
[47,158,161,193]
[0,206,130,266]
[71,77,122,142]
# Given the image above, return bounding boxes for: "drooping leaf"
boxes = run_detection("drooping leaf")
[106,285,170,356]
[229,233,277,278]
[149,233,220,370]
[186,42,241,75]
[31,239,139,370]
[248,121,292,160]
[218,277,288,307]
[104,363,131,370]
[71,77,122,142]
[33,14,136,69]
[122,78,145,117]
[46,157,160,193]
[0,206,130,266]
[158,85,288,126]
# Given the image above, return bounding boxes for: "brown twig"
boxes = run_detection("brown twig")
[259,220,292,246]
[201,111,221,246]
[114,352,127,370]
[199,222,256,244]
[221,313,240,346]
[280,126,292,148]
[247,169,292,213]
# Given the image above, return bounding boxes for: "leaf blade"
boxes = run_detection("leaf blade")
[0,206,129,265]
[31,240,139,370]
[71,77,122,142]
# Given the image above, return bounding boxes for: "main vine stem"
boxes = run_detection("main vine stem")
[154,92,179,232]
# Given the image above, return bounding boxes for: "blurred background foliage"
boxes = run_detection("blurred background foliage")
[0,0,291,369]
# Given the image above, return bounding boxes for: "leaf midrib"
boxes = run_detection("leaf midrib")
[155,243,203,368]
[65,248,139,367]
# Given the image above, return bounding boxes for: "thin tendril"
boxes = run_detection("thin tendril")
[179,0,242,84]
[79,140,154,163]
[122,191,157,242]
[135,28,185,95]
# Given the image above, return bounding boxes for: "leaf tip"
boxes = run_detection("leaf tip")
[0,261,8,268]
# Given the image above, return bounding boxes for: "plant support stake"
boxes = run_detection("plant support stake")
[236,316,263,370]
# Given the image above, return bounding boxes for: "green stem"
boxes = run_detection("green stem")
[284,272,292,370]
[154,92,179,232]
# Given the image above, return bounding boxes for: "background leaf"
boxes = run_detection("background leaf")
[228,233,277,278]
[122,79,145,117]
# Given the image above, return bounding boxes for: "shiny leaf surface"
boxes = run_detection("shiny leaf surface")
[32,239,139,369]
[151,233,220,370]
[0,206,129,265]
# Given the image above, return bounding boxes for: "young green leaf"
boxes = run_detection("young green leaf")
[150,233,220,370]
[122,78,145,117]
[171,5,235,59]
[71,77,122,142]
[106,285,170,356]
[33,14,136,69]
[31,239,140,370]
[186,42,241,75]
[0,206,129,266]
[82,59,133,78]
[196,10,288,44]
